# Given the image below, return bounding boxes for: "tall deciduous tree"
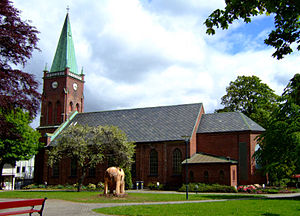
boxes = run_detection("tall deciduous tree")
[0,0,41,188]
[48,125,135,192]
[205,0,300,59]
[0,0,40,117]
[255,73,300,185]
[216,75,279,127]
[0,108,41,187]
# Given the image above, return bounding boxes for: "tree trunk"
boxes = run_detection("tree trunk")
[77,167,86,192]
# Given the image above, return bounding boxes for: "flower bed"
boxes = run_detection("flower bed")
[237,184,296,194]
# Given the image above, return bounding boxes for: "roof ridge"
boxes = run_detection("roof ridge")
[239,112,252,130]
[204,111,237,115]
[77,103,203,115]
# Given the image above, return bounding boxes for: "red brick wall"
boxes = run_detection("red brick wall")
[36,68,85,184]
[41,68,84,127]
[197,132,240,160]
[134,141,186,187]
[189,106,205,157]
[184,163,236,186]
[197,131,265,185]
[46,157,107,186]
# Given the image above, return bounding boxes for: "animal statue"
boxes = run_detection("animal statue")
[104,167,125,196]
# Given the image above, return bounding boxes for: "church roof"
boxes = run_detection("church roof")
[182,152,237,164]
[50,13,79,75]
[61,103,203,143]
[197,112,265,133]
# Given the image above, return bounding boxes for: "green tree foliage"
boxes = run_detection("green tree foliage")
[0,108,41,186]
[216,75,279,127]
[205,0,300,59]
[0,0,40,188]
[0,0,40,116]
[48,125,135,192]
[124,167,133,190]
[255,74,300,184]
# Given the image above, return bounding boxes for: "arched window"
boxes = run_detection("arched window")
[69,102,73,112]
[70,158,77,177]
[172,148,182,175]
[76,103,80,112]
[150,149,158,176]
[52,161,59,177]
[47,102,53,124]
[88,167,96,177]
[204,170,209,183]
[219,170,225,182]
[56,101,61,124]
[189,171,194,182]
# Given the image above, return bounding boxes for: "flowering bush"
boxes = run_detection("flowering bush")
[237,185,260,193]
[178,183,237,193]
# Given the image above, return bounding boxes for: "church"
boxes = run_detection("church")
[34,13,266,188]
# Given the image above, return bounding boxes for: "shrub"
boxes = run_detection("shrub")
[147,182,164,190]
[87,183,96,190]
[178,183,237,193]
[124,168,133,189]
[23,184,38,189]
[56,184,65,189]
[64,184,75,190]
[97,182,104,190]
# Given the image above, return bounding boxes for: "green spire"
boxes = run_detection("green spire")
[50,13,79,75]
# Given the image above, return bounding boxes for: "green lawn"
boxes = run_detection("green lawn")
[0,191,262,203]
[94,198,300,216]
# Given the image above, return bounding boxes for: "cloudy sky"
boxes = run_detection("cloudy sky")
[12,0,299,128]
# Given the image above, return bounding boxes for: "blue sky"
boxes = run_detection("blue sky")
[224,16,275,54]
[12,0,299,128]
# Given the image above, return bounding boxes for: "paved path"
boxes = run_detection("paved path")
[1,192,299,216]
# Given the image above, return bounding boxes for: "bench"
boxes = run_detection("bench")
[0,198,47,216]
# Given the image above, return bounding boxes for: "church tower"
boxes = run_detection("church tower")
[40,12,84,129]
[35,13,84,184]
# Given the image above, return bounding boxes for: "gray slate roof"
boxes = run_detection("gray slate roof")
[197,112,265,133]
[67,103,203,143]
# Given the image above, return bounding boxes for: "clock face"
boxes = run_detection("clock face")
[73,82,78,91]
[51,81,58,89]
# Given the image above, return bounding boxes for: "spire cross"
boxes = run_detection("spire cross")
[66,5,70,14]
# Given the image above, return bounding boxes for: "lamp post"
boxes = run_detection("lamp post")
[182,136,190,200]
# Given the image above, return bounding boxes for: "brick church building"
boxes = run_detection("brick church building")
[34,13,266,188]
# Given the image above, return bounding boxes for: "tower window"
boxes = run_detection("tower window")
[76,103,80,112]
[47,102,53,124]
[69,102,73,112]
[56,101,61,124]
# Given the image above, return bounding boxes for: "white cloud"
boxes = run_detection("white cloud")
[12,0,300,129]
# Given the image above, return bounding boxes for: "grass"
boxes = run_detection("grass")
[94,198,300,216]
[0,191,262,203]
